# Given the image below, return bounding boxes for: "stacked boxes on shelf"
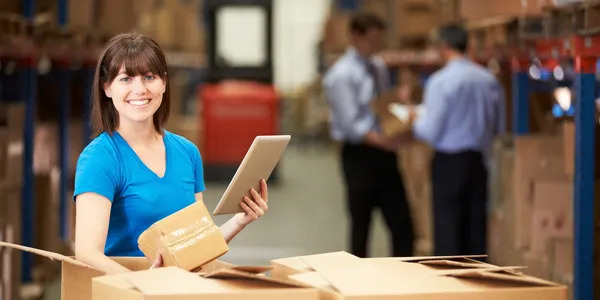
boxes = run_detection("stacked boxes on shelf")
[0,103,25,300]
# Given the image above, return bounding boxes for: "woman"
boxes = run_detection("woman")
[74,33,269,274]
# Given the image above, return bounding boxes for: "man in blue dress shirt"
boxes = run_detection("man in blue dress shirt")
[413,24,506,256]
[323,13,414,257]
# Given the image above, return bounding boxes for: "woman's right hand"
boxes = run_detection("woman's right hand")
[150,254,163,269]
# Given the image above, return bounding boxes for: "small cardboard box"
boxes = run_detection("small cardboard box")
[273,252,567,300]
[138,201,229,271]
[0,242,317,300]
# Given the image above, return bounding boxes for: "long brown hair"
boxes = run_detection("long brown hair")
[90,32,170,137]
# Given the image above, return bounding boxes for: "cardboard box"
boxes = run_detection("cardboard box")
[322,12,350,53]
[396,7,438,38]
[0,129,24,186]
[0,103,25,130]
[92,266,318,300]
[461,0,549,20]
[0,242,317,300]
[510,135,567,251]
[137,0,206,52]
[272,252,567,300]
[550,238,573,283]
[0,184,22,300]
[137,201,228,271]
[399,142,433,255]
[562,121,574,177]
[438,0,461,24]
[68,0,94,30]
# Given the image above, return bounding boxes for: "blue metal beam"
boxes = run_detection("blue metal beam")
[512,72,530,135]
[58,65,70,241]
[22,0,36,21]
[573,71,596,300]
[83,68,94,145]
[58,0,68,27]
[20,61,36,283]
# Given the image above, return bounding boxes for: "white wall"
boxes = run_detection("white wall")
[273,0,332,92]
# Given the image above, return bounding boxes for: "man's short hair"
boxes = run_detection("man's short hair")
[437,24,468,53]
[350,12,386,35]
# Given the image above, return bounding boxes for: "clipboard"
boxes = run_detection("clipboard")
[212,135,291,215]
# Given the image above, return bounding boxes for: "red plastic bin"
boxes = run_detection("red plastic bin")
[200,80,279,165]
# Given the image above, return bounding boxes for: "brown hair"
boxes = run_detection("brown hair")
[349,12,386,35]
[90,32,170,137]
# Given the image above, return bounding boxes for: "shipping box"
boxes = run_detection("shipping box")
[461,0,550,20]
[0,184,22,300]
[529,180,573,254]
[92,266,318,300]
[138,201,229,271]
[510,135,567,251]
[0,242,318,300]
[272,251,567,300]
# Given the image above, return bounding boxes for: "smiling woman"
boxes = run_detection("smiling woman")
[91,33,170,135]
[73,33,271,275]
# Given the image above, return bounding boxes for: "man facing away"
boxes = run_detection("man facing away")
[323,12,414,258]
[412,24,506,256]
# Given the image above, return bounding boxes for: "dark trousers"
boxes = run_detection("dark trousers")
[341,143,414,257]
[432,151,488,256]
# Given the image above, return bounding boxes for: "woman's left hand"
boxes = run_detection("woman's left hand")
[235,179,269,227]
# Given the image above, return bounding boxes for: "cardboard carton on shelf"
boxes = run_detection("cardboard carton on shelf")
[272,251,567,300]
[0,128,24,187]
[510,135,567,251]
[529,180,573,254]
[549,238,573,284]
[0,243,318,300]
[0,183,22,300]
[138,201,229,271]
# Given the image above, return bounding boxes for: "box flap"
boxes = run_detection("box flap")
[446,269,557,286]
[230,266,273,274]
[419,259,490,268]
[0,241,93,269]
[288,271,338,290]
[124,267,228,295]
[396,254,487,262]
[299,251,361,269]
[203,268,309,288]
[270,256,314,272]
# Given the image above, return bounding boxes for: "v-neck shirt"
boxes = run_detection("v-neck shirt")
[74,130,205,256]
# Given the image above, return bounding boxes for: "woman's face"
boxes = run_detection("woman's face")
[104,66,165,127]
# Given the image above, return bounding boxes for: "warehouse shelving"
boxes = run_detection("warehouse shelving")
[511,35,600,300]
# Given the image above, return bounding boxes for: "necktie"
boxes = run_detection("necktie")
[366,61,381,97]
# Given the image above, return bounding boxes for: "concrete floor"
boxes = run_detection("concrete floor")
[41,143,394,299]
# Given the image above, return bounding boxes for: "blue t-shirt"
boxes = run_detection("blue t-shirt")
[73,130,205,256]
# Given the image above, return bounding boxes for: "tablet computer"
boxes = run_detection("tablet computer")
[212,135,291,215]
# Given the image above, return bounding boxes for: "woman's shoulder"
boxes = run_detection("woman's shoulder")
[165,130,198,151]
[79,132,120,162]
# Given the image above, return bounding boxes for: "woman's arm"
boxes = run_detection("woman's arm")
[199,179,270,243]
[74,192,131,274]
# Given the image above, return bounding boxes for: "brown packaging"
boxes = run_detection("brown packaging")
[137,201,229,271]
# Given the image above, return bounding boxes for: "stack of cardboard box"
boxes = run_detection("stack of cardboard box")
[68,0,206,53]
[270,251,567,300]
[488,122,590,291]
[0,103,25,300]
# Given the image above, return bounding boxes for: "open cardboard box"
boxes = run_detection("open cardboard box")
[0,242,319,300]
[271,252,567,300]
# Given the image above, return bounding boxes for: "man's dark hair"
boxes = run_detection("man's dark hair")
[437,24,468,53]
[350,12,386,35]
